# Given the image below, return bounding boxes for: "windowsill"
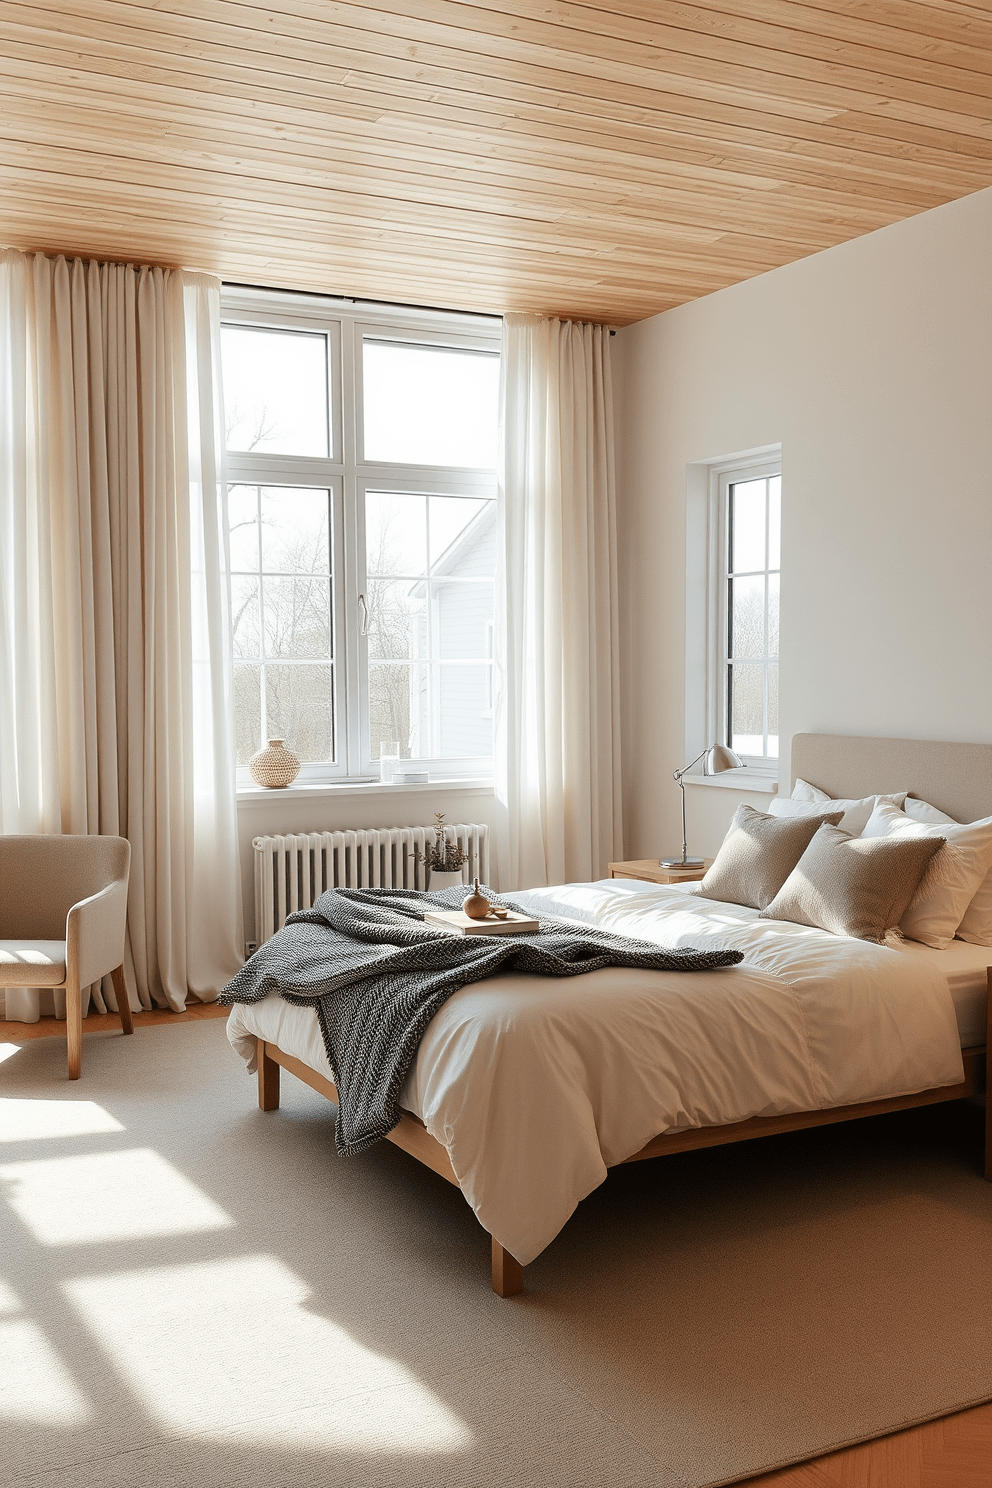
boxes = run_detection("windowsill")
[683,771,779,795]
[237,776,495,804]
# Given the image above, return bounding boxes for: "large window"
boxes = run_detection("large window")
[221,290,500,784]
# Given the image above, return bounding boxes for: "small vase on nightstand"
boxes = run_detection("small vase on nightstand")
[428,870,465,893]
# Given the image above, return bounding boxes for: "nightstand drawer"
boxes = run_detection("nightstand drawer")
[608,859,712,886]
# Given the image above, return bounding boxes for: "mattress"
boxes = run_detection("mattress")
[227,879,969,1266]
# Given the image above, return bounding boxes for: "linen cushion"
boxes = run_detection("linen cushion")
[770,789,907,837]
[861,799,992,949]
[760,825,944,943]
[0,940,67,986]
[700,804,844,912]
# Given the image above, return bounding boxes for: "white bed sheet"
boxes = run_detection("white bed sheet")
[227,879,967,1266]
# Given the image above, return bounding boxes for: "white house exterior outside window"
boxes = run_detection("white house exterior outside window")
[221,287,500,784]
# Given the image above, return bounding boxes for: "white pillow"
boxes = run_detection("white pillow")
[904,797,956,826]
[770,790,907,838]
[790,777,831,804]
[861,799,992,949]
[903,798,992,947]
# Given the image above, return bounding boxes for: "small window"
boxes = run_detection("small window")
[721,468,780,764]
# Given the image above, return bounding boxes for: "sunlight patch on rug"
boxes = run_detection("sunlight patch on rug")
[0,1316,92,1424]
[0,1098,125,1142]
[0,1149,234,1243]
[66,1255,473,1454]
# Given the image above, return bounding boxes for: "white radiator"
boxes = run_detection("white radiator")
[252,824,490,945]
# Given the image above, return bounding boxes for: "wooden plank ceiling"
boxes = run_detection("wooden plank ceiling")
[2,1,992,325]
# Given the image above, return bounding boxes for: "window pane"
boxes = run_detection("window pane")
[768,573,779,658]
[222,325,329,457]
[768,662,779,749]
[429,496,493,571]
[729,575,764,660]
[369,662,419,759]
[260,488,329,575]
[234,664,261,765]
[228,485,259,571]
[231,576,260,660]
[439,665,493,756]
[366,492,427,577]
[367,580,426,661]
[768,476,781,570]
[730,662,764,756]
[363,342,499,467]
[265,665,334,762]
[435,581,494,659]
[731,479,766,574]
[262,578,331,659]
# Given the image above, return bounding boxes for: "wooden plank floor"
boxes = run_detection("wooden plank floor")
[4,1003,991,1484]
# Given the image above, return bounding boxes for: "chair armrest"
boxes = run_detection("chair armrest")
[66,878,129,989]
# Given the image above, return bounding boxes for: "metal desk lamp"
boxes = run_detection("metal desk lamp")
[660,743,744,868]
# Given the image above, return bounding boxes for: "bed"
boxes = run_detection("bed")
[225,734,992,1296]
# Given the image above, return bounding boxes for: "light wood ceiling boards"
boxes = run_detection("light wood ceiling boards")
[2,0,992,324]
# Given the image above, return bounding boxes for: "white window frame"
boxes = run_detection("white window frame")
[222,286,501,788]
[685,446,781,788]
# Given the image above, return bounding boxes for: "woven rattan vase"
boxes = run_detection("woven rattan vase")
[249,738,301,789]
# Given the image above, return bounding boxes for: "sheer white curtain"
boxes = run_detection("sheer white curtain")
[495,313,623,889]
[0,249,242,1018]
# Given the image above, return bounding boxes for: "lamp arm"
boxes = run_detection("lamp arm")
[673,747,708,784]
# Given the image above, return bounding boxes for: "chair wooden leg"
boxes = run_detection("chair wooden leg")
[491,1236,524,1297]
[66,982,82,1080]
[110,965,134,1035]
[258,1039,280,1111]
[985,968,991,1182]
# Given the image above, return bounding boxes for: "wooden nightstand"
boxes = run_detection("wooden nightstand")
[608,859,712,885]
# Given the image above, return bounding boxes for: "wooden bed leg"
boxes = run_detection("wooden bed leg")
[491,1236,524,1298]
[258,1039,280,1111]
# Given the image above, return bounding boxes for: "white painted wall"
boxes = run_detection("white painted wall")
[617,186,992,863]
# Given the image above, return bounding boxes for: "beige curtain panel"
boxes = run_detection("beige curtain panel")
[495,313,623,889]
[0,248,242,1018]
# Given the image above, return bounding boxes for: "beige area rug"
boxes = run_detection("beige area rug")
[2,1019,991,1488]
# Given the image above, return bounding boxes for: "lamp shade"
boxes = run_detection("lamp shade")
[705,744,744,774]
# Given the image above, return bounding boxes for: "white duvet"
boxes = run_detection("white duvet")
[226,879,965,1265]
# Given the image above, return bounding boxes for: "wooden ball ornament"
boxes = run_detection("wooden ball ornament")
[463,877,491,920]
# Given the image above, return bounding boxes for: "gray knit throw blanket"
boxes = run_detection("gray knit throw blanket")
[219,886,743,1156]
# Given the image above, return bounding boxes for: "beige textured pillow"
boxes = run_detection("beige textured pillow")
[760,824,945,943]
[861,799,992,949]
[700,804,844,912]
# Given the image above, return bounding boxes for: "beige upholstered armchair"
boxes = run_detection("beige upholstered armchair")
[0,835,134,1079]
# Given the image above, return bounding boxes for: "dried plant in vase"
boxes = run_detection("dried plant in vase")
[426,812,467,873]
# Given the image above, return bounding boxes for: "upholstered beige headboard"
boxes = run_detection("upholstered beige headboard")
[790,734,992,825]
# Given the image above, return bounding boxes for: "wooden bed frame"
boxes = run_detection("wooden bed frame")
[255,978,989,1298]
[254,733,992,1297]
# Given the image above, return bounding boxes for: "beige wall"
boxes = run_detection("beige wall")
[616,186,992,863]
